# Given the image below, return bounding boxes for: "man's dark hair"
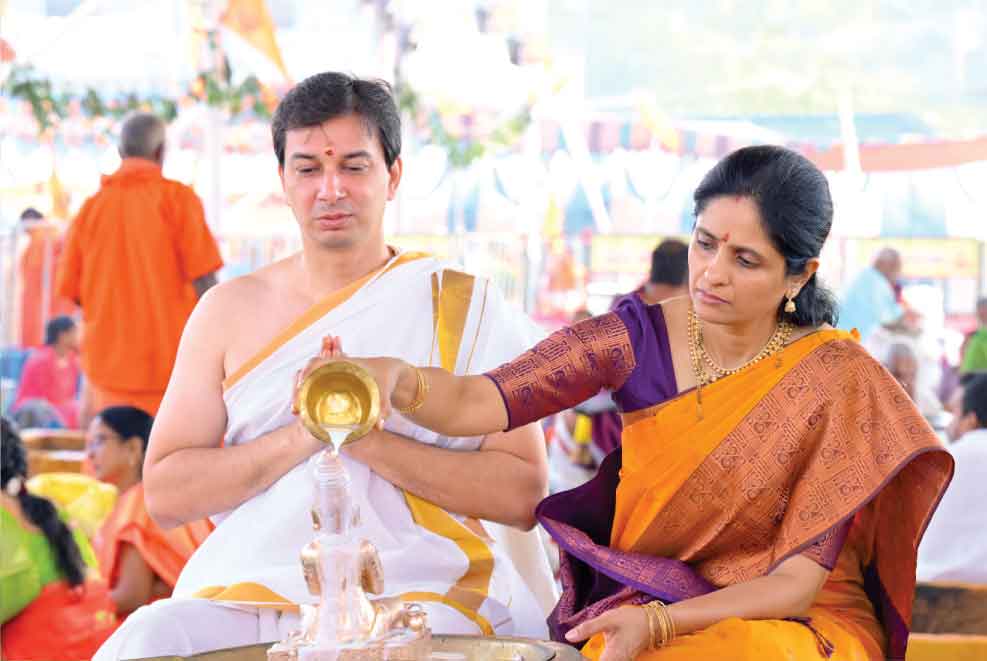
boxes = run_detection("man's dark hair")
[44,315,76,346]
[271,72,401,170]
[962,373,987,428]
[649,239,688,286]
[959,370,987,387]
[20,208,43,222]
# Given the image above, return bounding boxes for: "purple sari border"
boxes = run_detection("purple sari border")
[540,514,716,603]
[864,562,908,661]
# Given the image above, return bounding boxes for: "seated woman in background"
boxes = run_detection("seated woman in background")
[10,316,81,429]
[1,418,117,660]
[342,146,953,660]
[87,406,212,617]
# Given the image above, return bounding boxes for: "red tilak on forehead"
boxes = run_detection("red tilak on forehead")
[721,232,731,242]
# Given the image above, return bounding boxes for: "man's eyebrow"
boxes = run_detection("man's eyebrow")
[288,153,319,162]
[340,150,373,160]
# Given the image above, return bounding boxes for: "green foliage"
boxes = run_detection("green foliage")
[3,62,268,137]
[399,86,531,170]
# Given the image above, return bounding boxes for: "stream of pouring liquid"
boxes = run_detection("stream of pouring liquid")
[322,426,357,455]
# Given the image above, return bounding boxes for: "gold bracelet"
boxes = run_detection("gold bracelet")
[641,604,657,650]
[644,600,676,648]
[396,366,429,414]
[657,601,676,647]
[651,602,667,648]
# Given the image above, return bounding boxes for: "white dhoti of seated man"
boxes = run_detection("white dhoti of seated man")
[94,72,555,660]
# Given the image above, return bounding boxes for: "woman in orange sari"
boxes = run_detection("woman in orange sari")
[333,146,953,660]
[87,406,212,617]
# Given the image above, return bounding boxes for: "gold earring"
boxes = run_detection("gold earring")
[784,293,797,314]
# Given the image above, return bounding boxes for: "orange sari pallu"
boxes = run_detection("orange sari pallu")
[96,483,213,606]
[534,330,953,660]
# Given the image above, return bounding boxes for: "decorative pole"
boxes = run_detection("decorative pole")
[194,0,226,234]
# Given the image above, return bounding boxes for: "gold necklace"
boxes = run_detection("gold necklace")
[687,309,793,419]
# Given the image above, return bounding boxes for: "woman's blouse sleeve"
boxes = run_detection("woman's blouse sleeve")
[485,312,637,430]
[800,518,853,571]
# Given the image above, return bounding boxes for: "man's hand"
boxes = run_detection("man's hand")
[299,335,411,427]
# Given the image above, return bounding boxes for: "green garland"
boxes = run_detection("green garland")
[3,62,270,135]
[398,86,531,169]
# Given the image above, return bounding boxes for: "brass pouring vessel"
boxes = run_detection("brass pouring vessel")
[296,360,381,447]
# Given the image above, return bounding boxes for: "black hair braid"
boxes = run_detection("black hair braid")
[17,490,86,586]
[2,417,87,587]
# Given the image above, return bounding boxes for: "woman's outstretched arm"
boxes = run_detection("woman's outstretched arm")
[390,364,509,436]
[321,312,637,438]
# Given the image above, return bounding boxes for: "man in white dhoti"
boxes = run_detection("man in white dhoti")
[94,72,555,660]
[918,373,987,582]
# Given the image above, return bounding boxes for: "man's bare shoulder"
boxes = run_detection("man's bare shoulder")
[197,255,301,315]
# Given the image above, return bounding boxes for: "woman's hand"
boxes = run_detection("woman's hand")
[294,335,412,426]
[565,605,651,661]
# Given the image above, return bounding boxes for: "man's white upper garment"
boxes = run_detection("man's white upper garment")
[917,427,987,583]
[95,250,556,660]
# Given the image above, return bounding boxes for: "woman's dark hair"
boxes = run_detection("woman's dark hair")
[271,72,401,170]
[44,315,76,346]
[1,417,86,587]
[97,406,154,476]
[693,145,839,327]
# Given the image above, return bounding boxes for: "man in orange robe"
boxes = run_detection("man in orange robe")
[18,208,76,348]
[56,113,223,420]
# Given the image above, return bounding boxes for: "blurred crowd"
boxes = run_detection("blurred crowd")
[2,118,987,655]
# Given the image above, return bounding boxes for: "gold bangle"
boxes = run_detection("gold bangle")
[657,601,676,646]
[666,602,677,643]
[397,366,429,414]
[642,604,657,650]
[653,602,668,648]
[644,600,675,648]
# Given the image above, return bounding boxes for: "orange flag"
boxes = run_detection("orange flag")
[220,0,290,80]
[49,167,70,220]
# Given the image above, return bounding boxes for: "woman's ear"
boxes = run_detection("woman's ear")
[126,436,145,466]
[788,258,821,295]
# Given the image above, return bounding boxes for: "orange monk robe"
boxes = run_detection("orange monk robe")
[19,224,76,347]
[55,159,223,415]
[95,483,213,600]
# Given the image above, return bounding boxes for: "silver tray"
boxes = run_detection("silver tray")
[128,635,585,661]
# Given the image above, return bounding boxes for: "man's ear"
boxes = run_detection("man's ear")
[386,156,403,201]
